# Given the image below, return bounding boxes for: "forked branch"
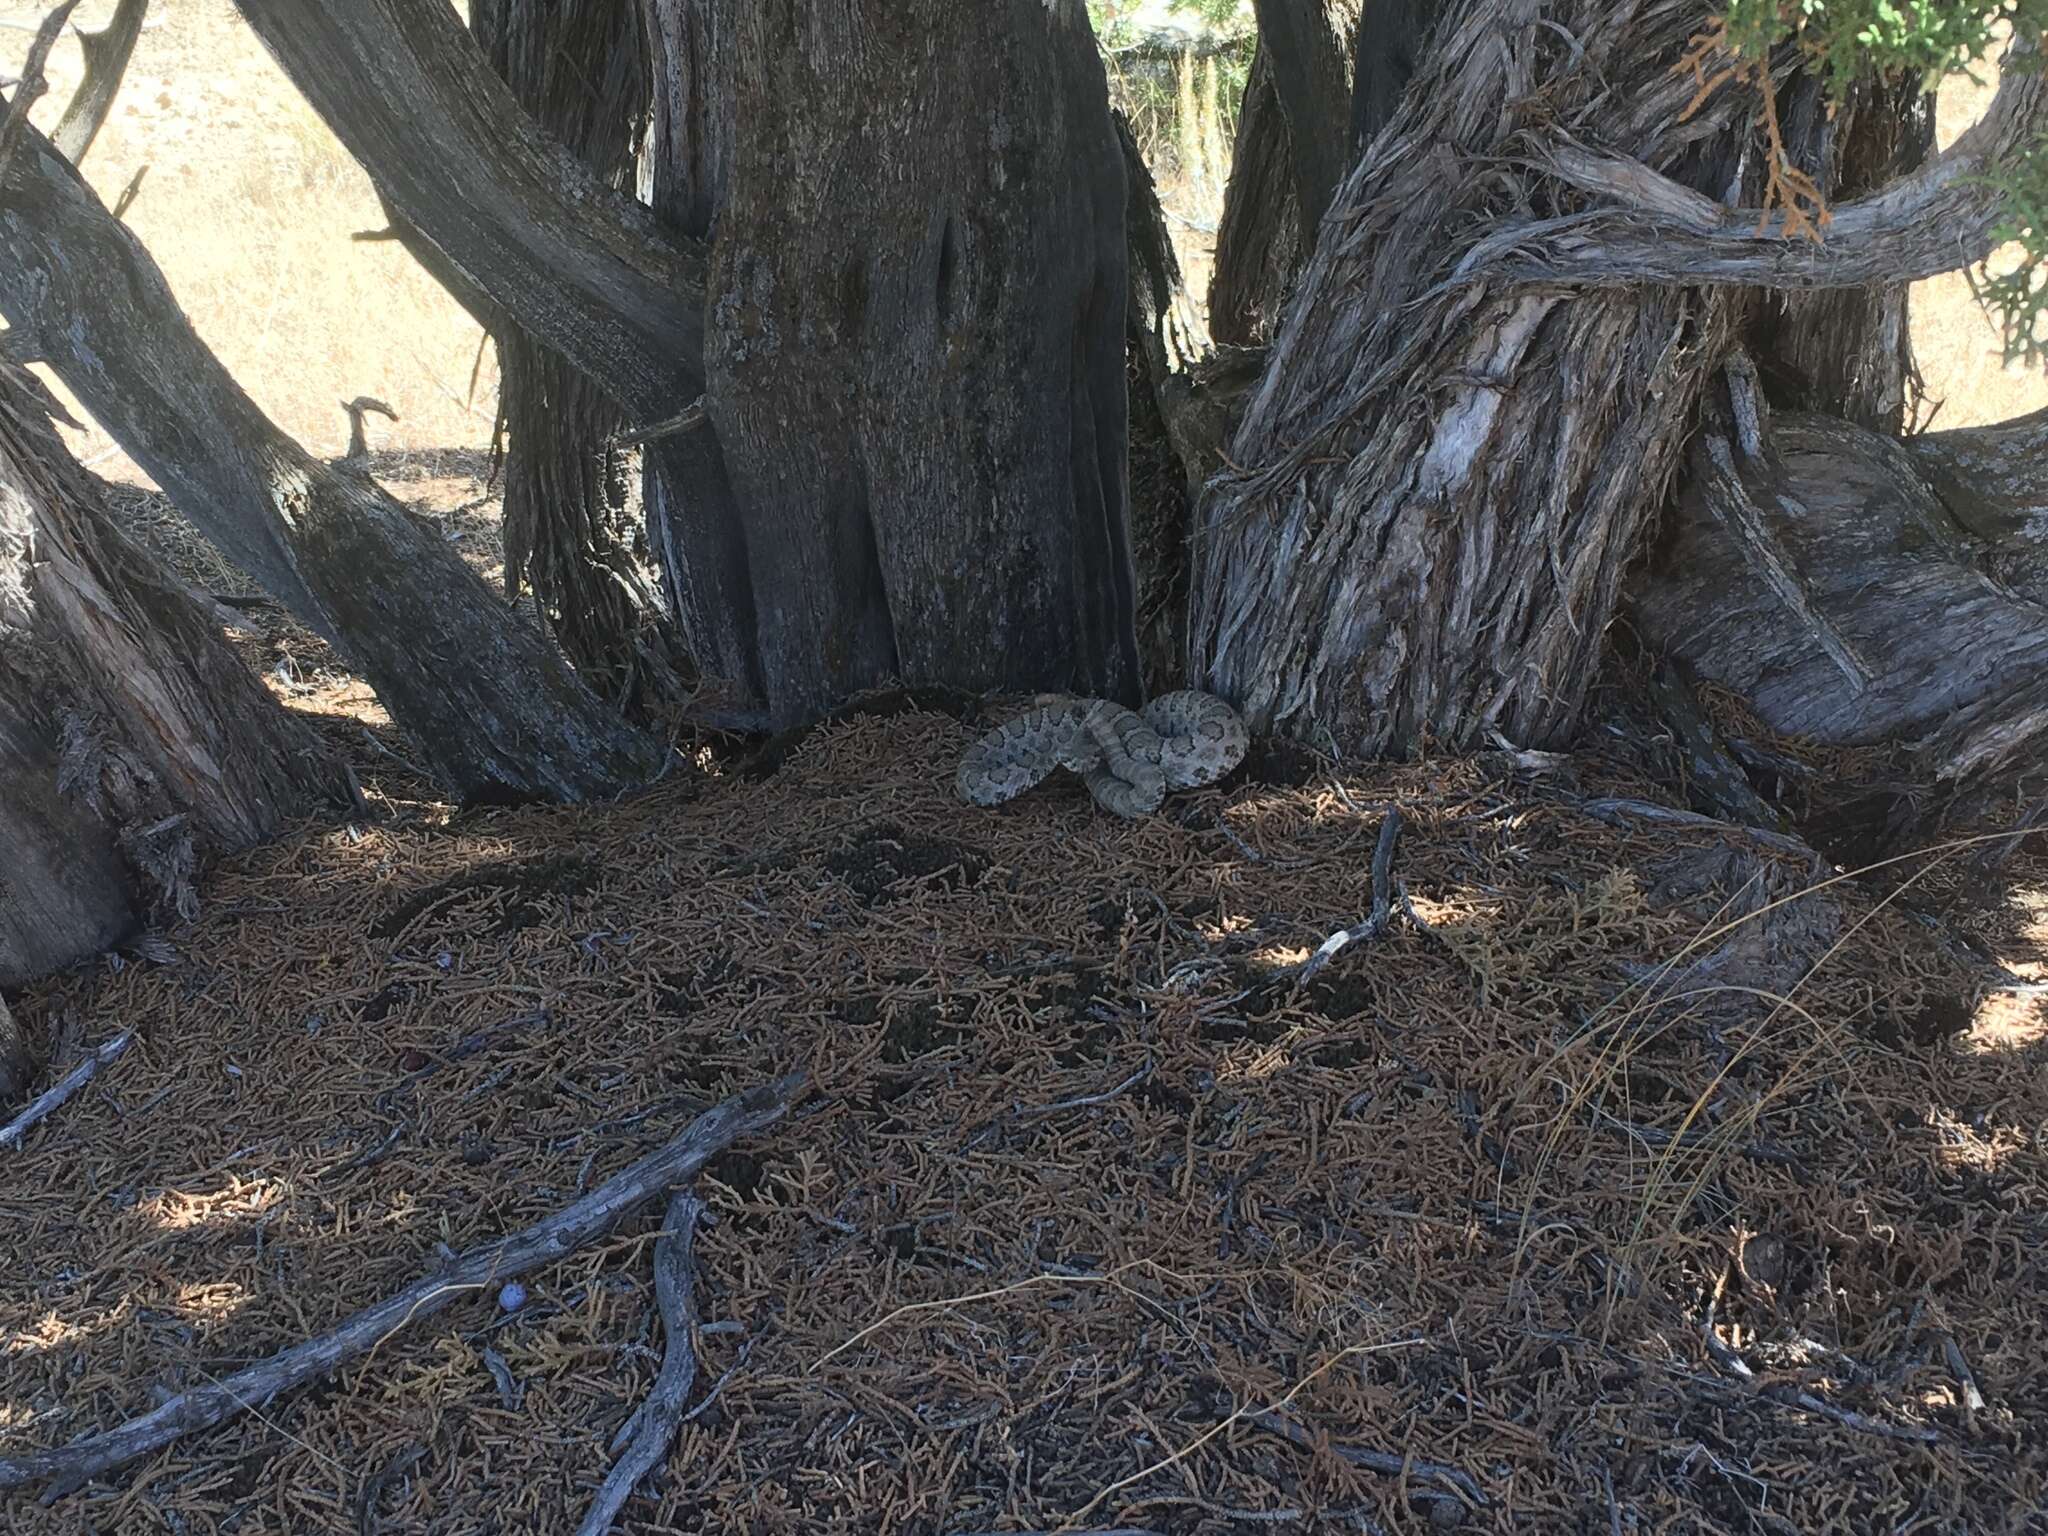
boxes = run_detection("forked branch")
[0,1074,803,1496]
[50,0,147,162]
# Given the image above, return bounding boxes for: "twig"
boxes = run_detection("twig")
[0,2,80,178]
[613,397,706,448]
[965,1059,1155,1148]
[1936,1330,1987,1414]
[355,1440,427,1536]
[0,1027,135,1151]
[1575,796,1817,858]
[0,1074,804,1494]
[1295,808,1402,985]
[579,1191,705,1536]
[1772,1386,1940,1445]
[1240,1407,1484,1506]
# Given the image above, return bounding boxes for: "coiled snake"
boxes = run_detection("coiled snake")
[955,691,1249,817]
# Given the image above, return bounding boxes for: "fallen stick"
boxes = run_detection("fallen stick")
[0,1027,135,1152]
[1295,807,1403,985]
[579,1190,705,1536]
[0,1072,805,1495]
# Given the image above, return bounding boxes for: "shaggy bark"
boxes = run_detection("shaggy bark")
[1192,11,2044,757]
[635,0,1140,723]
[1209,47,1302,346]
[472,0,682,716]
[0,122,662,803]
[1639,411,2048,783]
[1745,71,1934,432]
[1191,0,1751,754]
[0,364,354,987]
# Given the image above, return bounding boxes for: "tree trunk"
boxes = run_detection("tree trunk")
[1744,71,1934,432]
[1252,0,1360,232]
[1208,46,1302,346]
[0,122,663,803]
[0,363,355,988]
[1639,409,2048,785]
[1191,0,1750,755]
[1350,0,1441,150]
[636,0,1140,722]
[471,0,683,719]
[237,0,1143,727]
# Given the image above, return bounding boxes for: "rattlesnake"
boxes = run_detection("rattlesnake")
[956,691,1249,817]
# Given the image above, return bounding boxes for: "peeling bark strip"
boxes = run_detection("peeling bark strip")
[0,364,352,985]
[1192,0,1752,755]
[641,0,1141,723]
[0,123,662,804]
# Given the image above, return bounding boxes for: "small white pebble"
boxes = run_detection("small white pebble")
[498,1282,528,1312]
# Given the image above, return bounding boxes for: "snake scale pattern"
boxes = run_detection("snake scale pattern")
[956,691,1250,817]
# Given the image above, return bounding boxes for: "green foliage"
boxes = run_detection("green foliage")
[1720,0,2048,88]
[1971,147,2048,363]
[1715,0,2048,363]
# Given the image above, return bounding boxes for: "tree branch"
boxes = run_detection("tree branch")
[0,1075,803,1496]
[0,118,663,802]
[0,1,80,177]
[577,1190,706,1536]
[50,0,146,163]
[1489,41,2048,290]
[229,0,705,416]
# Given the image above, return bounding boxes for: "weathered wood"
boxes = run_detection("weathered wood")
[0,1074,803,1496]
[1252,0,1360,232]
[230,0,703,417]
[0,363,353,984]
[1191,0,1752,754]
[0,1027,133,1148]
[0,121,663,803]
[1118,108,1205,692]
[576,1190,705,1536]
[637,0,1142,724]
[51,0,148,163]
[1743,70,1934,433]
[472,0,681,716]
[0,992,24,1105]
[1639,412,2048,783]
[1350,0,1441,150]
[1499,39,2045,291]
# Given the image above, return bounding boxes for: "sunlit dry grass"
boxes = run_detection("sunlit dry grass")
[1912,58,2048,428]
[4,1,496,483]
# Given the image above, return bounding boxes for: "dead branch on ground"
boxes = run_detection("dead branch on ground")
[0,1026,133,1151]
[578,1190,706,1536]
[0,1072,804,1496]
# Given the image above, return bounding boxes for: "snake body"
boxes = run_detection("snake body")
[956,690,1249,817]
